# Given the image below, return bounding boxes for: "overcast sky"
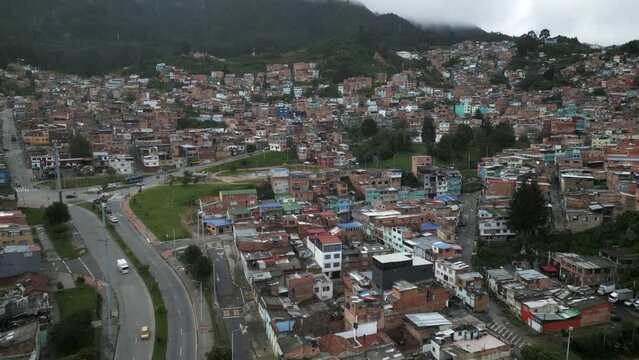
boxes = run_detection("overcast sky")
[358,0,638,46]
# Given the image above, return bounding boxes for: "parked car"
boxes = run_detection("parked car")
[65,194,77,199]
[624,298,638,306]
[105,208,112,214]
[93,199,102,205]
[110,215,118,223]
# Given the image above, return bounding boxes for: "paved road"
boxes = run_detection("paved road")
[459,192,481,265]
[2,109,32,189]
[209,246,252,360]
[110,200,197,360]
[70,206,154,360]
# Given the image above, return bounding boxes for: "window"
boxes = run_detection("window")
[333,262,340,268]
[333,254,340,259]
[323,286,330,292]
[324,264,330,269]
[324,254,331,260]
[314,287,319,293]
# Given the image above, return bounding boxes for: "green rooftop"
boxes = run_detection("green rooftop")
[282,202,301,212]
[220,189,257,196]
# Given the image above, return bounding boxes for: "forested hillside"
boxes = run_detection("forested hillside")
[0,0,508,75]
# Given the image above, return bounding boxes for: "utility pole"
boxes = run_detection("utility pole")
[54,144,63,203]
[102,205,112,342]
[200,281,203,322]
[173,228,176,256]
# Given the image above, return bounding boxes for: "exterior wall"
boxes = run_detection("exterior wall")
[579,303,612,326]
[0,226,33,246]
[412,156,432,177]
[0,250,42,278]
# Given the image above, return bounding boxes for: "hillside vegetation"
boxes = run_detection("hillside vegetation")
[0,0,508,75]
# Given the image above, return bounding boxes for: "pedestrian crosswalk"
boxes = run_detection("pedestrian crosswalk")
[486,320,528,349]
[110,193,124,201]
[16,188,37,193]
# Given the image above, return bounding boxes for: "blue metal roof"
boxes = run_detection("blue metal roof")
[204,219,233,227]
[420,222,441,231]
[434,195,459,202]
[337,221,363,229]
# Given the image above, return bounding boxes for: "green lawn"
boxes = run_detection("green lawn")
[43,175,127,189]
[54,283,101,356]
[205,151,298,174]
[130,183,257,240]
[47,223,85,259]
[364,143,429,173]
[56,283,99,320]
[24,207,45,225]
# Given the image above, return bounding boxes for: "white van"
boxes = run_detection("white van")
[117,259,130,274]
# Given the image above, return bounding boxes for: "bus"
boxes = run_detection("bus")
[124,175,144,184]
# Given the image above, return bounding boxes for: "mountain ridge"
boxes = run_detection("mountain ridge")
[0,0,509,75]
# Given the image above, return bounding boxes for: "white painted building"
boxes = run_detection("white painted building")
[313,274,333,301]
[434,260,470,289]
[306,234,342,278]
[108,154,135,174]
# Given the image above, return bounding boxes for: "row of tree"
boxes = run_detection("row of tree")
[427,117,517,163]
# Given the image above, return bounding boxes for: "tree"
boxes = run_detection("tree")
[453,124,473,150]
[491,122,516,150]
[69,135,92,158]
[207,346,231,360]
[472,108,484,120]
[246,143,256,154]
[191,255,213,281]
[45,202,71,225]
[421,117,436,143]
[59,348,99,360]
[508,179,548,241]
[401,172,422,188]
[183,245,203,265]
[182,171,193,186]
[521,343,566,360]
[360,118,378,137]
[51,309,94,355]
[539,29,551,41]
[105,166,117,182]
[433,134,455,161]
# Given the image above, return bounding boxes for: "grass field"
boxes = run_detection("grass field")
[24,207,45,225]
[205,151,298,174]
[130,183,257,240]
[43,175,127,189]
[56,283,99,320]
[54,283,101,356]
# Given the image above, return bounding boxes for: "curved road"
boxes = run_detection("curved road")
[109,198,196,360]
[4,106,252,359]
[70,206,154,360]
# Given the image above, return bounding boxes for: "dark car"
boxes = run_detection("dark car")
[105,208,112,214]
[65,194,77,199]
[93,198,102,204]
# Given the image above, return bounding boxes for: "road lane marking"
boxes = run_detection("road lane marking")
[78,258,95,278]
[181,328,183,336]
[62,260,72,273]
[180,347,183,357]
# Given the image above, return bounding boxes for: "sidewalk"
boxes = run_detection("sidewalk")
[120,195,159,244]
[35,224,61,261]
[164,252,213,360]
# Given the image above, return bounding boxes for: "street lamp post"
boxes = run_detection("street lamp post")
[232,324,247,360]
[566,326,573,360]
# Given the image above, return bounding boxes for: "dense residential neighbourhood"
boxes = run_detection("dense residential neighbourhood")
[0,29,638,360]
